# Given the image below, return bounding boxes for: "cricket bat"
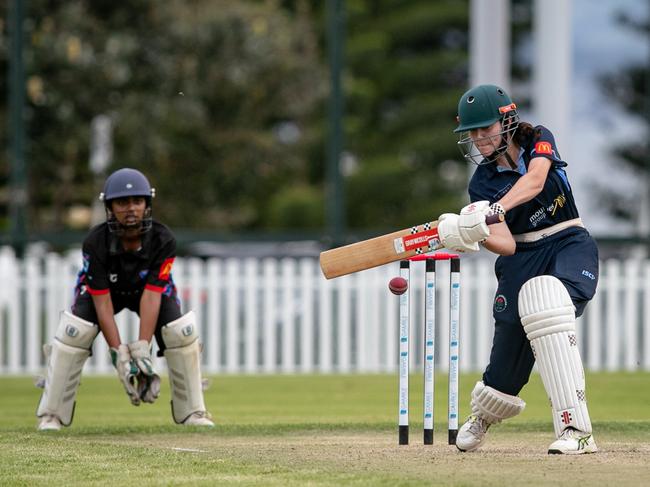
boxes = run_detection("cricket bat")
[319,214,504,279]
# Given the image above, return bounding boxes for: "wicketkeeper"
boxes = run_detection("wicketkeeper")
[436,85,599,454]
[37,168,214,430]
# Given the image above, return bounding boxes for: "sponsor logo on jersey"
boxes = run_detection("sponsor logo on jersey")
[534,141,553,155]
[109,273,118,283]
[582,269,596,280]
[547,194,566,216]
[529,207,547,227]
[159,257,175,280]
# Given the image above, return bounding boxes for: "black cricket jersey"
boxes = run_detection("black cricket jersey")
[75,220,177,299]
[468,125,580,235]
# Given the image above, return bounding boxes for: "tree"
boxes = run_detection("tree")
[599,11,650,227]
[341,0,471,231]
[1,0,325,232]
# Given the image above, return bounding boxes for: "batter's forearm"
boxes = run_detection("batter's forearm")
[482,222,516,256]
[498,176,544,211]
[498,158,550,211]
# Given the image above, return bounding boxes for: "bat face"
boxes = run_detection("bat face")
[319,214,503,279]
[319,220,441,279]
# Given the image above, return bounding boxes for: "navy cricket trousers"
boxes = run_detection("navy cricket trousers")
[482,227,599,396]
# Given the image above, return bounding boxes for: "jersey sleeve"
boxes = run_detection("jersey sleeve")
[145,237,177,293]
[529,125,566,168]
[82,239,110,295]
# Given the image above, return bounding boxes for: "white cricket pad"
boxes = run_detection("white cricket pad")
[162,311,209,424]
[519,276,592,436]
[470,381,526,424]
[36,311,98,425]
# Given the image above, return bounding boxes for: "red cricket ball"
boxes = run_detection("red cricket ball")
[388,277,408,295]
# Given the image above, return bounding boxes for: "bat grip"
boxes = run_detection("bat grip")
[486,213,505,225]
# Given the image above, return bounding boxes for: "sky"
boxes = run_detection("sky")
[567,0,648,235]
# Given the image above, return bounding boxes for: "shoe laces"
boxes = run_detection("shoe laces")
[190,411,212,420]
[466,415,490,436]
[559,427,588,440]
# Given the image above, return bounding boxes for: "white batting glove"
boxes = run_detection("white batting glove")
[129,340,161,403]
[457,201,492,244]
[437,213,480,253]
[110,344,141,406]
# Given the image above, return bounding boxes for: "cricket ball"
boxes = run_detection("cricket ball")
[388,277,408,295]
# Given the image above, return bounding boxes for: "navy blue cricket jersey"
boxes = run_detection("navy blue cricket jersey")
[465,125,600,395]
[468,125,579,234]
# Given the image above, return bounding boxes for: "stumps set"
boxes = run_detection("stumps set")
[397,253,460,446]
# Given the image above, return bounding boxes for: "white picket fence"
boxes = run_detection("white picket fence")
[0,246,649,375]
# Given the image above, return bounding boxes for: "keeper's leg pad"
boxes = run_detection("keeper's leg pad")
[471,381,526,424]
[518,276,592,436]
[162,311,208,424]
[36,311,98,425]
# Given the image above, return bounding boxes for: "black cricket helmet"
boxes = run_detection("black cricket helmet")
[454,84,520,165]
[99,168,156,233]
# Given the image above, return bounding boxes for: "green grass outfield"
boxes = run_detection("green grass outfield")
[1,372,649,486]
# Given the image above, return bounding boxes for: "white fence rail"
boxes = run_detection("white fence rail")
[0,247,649,375]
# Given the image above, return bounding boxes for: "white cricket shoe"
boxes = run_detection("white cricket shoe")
[38,415,62,431]
[183,411,214,427]
[548,428,597,454]
[456,415,491,452]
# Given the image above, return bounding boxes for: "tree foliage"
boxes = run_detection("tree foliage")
[1,0,471,237]
[341,0,470,230]
[599,11,650,222]
[2,0,324,232]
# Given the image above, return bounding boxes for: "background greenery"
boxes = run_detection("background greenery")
[0,0,470,238]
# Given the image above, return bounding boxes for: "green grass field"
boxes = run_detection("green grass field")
[1,372,649,486]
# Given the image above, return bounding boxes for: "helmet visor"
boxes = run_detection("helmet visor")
[456,112,520,165]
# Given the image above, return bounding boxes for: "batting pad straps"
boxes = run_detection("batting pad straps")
[518,276,592,436]
[470,381,526,425]
[37,312,98,425]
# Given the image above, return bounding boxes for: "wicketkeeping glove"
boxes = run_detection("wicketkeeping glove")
[129,340,161,403]
[110,344,141,406]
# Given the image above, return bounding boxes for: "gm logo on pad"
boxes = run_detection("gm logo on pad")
[182,325,194,336]
[65,325,79,338]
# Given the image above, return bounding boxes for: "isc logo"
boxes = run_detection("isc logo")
[581,270,596,280]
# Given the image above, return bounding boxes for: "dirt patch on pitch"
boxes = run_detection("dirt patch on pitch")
[119,430,650,486]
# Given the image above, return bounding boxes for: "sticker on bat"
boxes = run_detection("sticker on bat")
[393,228,439,254]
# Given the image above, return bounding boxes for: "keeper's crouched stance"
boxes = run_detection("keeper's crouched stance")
[37,310,212,430]
[36,168,213,430]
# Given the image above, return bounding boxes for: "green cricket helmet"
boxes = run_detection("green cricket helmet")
[454,84,520,165]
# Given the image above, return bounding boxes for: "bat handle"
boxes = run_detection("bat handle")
[486,213,505,225]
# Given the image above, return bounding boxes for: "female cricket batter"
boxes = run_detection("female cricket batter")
[36,168,213,430]
[436,85,599,454]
